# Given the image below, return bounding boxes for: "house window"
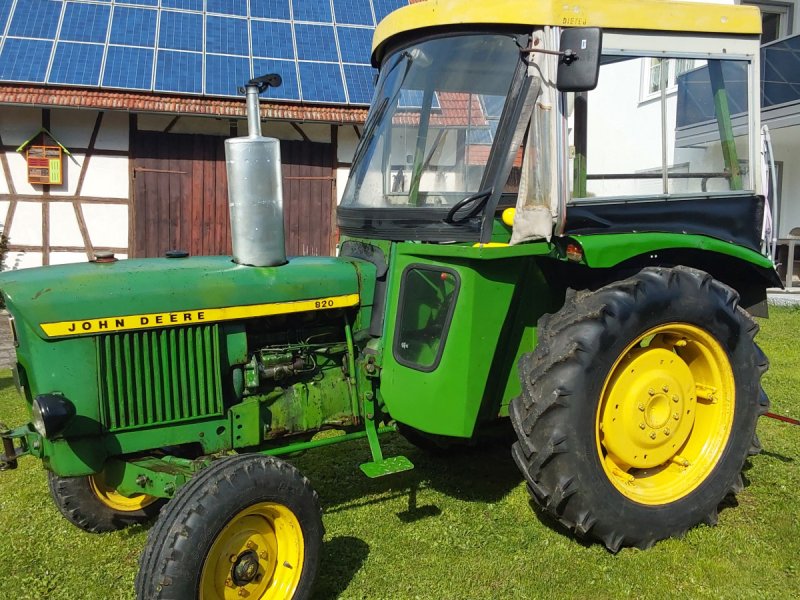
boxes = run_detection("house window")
[743,1,794,44]
[643,58,696,100]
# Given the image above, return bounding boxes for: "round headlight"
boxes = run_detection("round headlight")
[31,400,46,437]
[31,395,75,439]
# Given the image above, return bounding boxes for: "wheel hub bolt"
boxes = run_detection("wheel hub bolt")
[225,577,235,588]
[648,388,655,396]
[232,550,261,587]
[638,403,645,411]
[639,423,646,430]
[673,412,679,421]
[650,432,657,440]
[662,385,669,393]
[664,428,671,436]
[259,551,268,560]
[672,395,679,403]
[246,541,257,551]
[238,590,249,598]
[230,555,238,563]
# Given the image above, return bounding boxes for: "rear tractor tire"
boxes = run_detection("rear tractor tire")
[135,454,323,600]
[48,471,165,533]
[510,266,769,551]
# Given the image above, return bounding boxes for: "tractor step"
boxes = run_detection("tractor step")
[359,455,414,478]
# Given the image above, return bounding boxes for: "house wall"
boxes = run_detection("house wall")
[767,125,800,236]
[582,58,665,197]
[1,106,363,270]
[0,106,130,270]
[751,0,800,237]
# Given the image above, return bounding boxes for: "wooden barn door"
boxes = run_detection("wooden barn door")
[281,140,337,256]
[131,131,229,258]
[131,131,336,258]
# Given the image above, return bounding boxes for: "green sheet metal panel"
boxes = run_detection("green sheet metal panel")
[573,232,775,269]
[0,256,361,340]
[378,242,555,438]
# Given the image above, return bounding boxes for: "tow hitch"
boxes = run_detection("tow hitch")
[0,423,30,470]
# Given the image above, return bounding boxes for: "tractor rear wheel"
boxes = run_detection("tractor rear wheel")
[135,454,323,600]
[510,266,768,551]
[48,471,164,533]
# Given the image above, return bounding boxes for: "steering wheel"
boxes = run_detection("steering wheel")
[443,189,492,224]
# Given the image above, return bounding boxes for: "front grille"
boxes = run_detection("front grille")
[98,325,224,431]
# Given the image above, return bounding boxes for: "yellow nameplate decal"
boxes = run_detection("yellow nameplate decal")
[40,294,360,338]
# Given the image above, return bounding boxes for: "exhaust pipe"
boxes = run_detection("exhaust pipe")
[225,74,287,267]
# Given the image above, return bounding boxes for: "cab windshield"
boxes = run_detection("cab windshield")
[340,34,522,211]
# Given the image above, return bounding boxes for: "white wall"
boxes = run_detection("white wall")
[2,106,364,269]
[767,125,800,236]
[0,107,131,270]
[583,58,665,197]
[740,1,800,238]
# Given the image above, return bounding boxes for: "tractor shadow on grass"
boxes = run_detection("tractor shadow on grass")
[0,374,18,393]
[290,434,526,599]
[526,458,763,551]
[292,431,524,517]
[759,449,794,463]
[280,430,524,597]
[313,535,370,600]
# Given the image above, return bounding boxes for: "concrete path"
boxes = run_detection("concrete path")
[768,290,800,306]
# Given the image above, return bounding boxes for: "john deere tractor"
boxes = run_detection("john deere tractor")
[0,1,781,598]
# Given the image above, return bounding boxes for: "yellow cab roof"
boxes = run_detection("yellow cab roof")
[372,0,762,63]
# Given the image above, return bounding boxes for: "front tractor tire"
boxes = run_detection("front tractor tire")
[48,471,165,533]
[135,454,323,600]
[510,266,768,551]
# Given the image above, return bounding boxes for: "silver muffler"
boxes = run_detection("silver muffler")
[225,74,287,267]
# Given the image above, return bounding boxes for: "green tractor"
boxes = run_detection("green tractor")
[0,1,781,598]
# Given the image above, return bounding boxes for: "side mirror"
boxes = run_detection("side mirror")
[556,28,602,92]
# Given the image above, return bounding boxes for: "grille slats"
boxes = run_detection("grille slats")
[98,325,223,431]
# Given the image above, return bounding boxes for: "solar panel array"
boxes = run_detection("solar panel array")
[0,0,408,105]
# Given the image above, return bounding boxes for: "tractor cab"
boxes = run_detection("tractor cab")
[338,32,541,243]
[340,1,773,265]
[338,27,600,244]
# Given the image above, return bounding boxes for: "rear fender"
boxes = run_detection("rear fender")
[557,233,781,315]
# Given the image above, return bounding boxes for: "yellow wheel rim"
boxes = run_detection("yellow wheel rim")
[200,502,304,600]
[596,323,735,505]
[88,474,159,512]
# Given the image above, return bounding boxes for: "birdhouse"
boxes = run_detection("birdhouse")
[16,128,70,186]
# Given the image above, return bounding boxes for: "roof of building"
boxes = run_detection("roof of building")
[373,0,762,63]
[0,0,407,111]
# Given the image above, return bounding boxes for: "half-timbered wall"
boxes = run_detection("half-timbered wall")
[1,106,130,269]
[1,106,364,270]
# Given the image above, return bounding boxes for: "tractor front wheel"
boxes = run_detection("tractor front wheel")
[510,266,768,551]
[135,454,323,600]
[48,471,164,533]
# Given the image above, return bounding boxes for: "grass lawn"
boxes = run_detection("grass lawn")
[0,307,798,599]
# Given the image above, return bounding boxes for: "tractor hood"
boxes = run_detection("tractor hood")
[0,256,362,340]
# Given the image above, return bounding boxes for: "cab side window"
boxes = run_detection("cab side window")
[393,266,459,371]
